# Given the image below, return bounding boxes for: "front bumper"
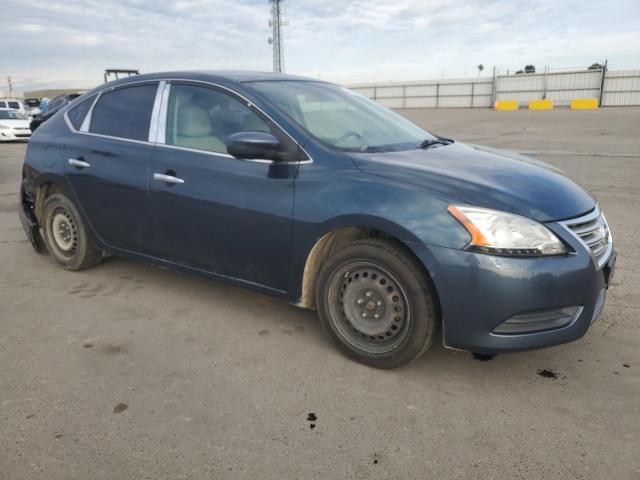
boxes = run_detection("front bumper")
[0,129,31,141]
[407,223,615,354]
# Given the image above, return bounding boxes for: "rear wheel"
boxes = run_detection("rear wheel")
[316,238,439,368]
[42,193,102,271]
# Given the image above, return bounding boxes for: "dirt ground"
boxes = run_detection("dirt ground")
[1,107,639,479]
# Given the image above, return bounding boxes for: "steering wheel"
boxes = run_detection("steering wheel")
[336,130,363,145]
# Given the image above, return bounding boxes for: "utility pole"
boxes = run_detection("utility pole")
[268,0,287,73]
[7,76,13,98]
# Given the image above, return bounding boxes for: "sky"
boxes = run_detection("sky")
[1,0,639,92]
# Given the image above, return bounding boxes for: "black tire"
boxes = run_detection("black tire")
[41,193,102,271]
[316,238,439,369]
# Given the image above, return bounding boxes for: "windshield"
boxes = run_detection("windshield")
[249,81,436,152]
[0,110,27,120]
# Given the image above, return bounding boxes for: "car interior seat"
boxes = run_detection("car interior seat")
[175,104,226,153]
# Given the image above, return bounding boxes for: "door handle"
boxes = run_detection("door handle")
[68,158,91,168]
[153,173,185,185]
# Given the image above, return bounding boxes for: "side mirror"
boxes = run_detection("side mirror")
[227,131,281,160]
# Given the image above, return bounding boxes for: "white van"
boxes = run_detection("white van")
[0,99,27,115]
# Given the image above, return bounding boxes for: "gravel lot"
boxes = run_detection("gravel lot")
[1,108,639,479]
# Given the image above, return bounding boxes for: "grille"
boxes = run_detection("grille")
[562,208,612,269]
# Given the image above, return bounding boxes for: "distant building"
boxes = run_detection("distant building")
[0,90,24,99]
[24,88,88,99]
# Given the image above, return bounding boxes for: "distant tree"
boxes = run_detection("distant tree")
[515,69,524,75]
[524,65,536,74]
[588,63,604,71]
[477,64,484,76]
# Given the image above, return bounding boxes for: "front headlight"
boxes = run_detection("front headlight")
[448,205,567,256]
[0,124,10,130]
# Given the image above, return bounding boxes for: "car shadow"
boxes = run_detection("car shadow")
[87,255,597,379]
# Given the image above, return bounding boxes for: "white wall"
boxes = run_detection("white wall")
[349,69,640,108]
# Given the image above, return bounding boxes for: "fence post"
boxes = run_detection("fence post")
[543,65,548,99]
[373,85,377,101]
[490,66,497,108]
[436,83,440,108]
[598,59,608,107]
[470,82,475,108]
[402,85,407,108]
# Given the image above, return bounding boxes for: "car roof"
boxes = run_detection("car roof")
[95,70,330,92]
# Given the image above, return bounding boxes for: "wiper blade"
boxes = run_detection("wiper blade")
[417,138,452,149]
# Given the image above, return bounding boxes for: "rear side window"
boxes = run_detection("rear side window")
[90,84,157,141]
[67,95,95,130]
[8,101,20,109]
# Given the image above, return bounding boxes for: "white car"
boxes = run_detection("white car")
[0,109,32,141]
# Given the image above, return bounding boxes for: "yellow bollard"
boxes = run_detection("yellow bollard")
[528,99,553,110]
[570,98,599,109]
[494,100,519,111]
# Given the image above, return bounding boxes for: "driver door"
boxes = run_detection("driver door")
[149,82,299,292]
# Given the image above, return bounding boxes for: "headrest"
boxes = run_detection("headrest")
[177,105,211,137]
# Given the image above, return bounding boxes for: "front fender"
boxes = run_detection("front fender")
[288,159,471,300]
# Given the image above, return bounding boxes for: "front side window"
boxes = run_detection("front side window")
[250,81,436,152]
[165,84,270,154]
[8,101,20,109]
[90,84,157,141]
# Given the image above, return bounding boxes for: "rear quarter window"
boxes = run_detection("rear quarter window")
[89,84,157,141]
[66,95,95,130]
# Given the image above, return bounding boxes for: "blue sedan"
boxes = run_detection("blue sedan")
[18,71,615,368]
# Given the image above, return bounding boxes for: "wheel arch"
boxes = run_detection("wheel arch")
[296,216,440,311]
[30,175,71,224]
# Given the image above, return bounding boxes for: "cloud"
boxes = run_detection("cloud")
[14,24,44,33]
[1,0,638,91]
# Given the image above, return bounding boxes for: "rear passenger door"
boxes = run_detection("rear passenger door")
[64,82,158,254]
[148,81,299,292]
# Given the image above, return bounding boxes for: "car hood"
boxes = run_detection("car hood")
[350,141,595,222]
[0,119,30,128]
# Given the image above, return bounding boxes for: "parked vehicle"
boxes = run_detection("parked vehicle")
[0,109,32,141]
[29,93,82,132]
[19,71,616,368]
[23,97,42,117]
[104,68,139,83]
[0,99,27,116]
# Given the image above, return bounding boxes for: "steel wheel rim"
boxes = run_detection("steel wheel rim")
[50,207,78,257]
[327,261,411,354]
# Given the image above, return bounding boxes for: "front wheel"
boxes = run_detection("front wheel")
[316,238,439,368]
[41,193,102,271]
